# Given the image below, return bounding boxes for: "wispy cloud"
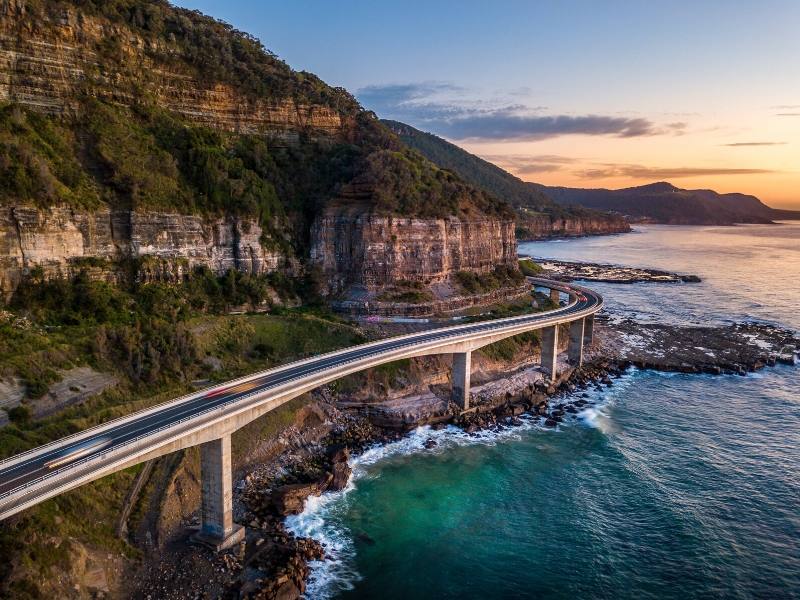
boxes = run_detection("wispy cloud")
[575,164,776,180]
[776,113,800,117]
[772,104,800,109]
[481,154,577,175]
[359,82,684,141]
[722,142,787,147]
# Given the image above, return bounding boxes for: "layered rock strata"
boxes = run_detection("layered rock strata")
[311,207,517,294]
[0,1,350,139]
[0,206,283,298]
[516,214,631,240]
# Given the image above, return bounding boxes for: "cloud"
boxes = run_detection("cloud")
[722,142,786,147]
[481,154,578,175]
[776,113,800,117]
[358,82,683,141]
[772,104,800,109]
[575,164,776,180]
[437,114,659,141]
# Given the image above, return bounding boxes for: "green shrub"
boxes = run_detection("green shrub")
[518,258,543,276]
[7,405,32,426]
[454,265,524,295]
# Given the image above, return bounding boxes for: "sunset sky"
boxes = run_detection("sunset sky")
[176,1,800,209]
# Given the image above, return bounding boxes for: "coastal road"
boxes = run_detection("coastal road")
[0,278,602,520]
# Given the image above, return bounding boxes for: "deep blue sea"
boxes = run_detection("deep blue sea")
[288,224,800,600]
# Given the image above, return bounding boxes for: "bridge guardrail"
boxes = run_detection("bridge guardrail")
[0,278,602,511]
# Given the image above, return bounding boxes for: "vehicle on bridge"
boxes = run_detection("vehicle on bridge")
[44,437,113,470]
[205,381,260,398]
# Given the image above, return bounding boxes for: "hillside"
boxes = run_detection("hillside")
[538,182,800,225]
[0,0,522,301]
[382,120,631,239]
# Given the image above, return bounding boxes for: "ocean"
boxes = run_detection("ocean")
[287,223,800,599]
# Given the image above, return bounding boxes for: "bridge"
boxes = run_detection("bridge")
[0,278,602,550]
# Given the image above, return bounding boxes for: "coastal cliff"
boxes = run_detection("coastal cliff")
[311,206,517,294]
[0,206,285,298]
[516,213,631,240]
[0,0,351,140]
[0,1,520,303]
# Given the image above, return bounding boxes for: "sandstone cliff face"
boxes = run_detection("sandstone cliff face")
[517,214,630,240]
[0,2,522,302]
[0,1,350,139]
[0,206,284,298]
[311,207,517,294]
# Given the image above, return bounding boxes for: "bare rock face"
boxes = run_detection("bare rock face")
[0,2,351,139]
[517,214,631,239]
[311,207,517,294]
[0,206,285,298]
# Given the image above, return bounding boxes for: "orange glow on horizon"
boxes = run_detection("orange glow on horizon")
[459,111,800,211]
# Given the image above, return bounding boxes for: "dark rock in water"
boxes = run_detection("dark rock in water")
[681,275,701,283]
[581,392,590,398]
[424,438,438,449]
[330,461,351,492]
[324,445,352,491]
[551,409,565,417]
[601,377,613,386]
[574,399,588,407]
[544,419,558,428]
[565,405,578,414]
[271,482,322,516]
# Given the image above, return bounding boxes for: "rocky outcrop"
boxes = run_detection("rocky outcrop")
[0,1,350,139]
[0,205,284,298]
[516,214,631,240]
[311,206,517,294]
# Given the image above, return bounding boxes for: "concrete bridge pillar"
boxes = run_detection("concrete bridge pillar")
[584,314,594,346]
[549,288,561,305]
[568,318,586,366]
[541,325,559,382]
[192,434,244,551]
[451,351,472,410]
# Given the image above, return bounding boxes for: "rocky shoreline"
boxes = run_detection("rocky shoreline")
[132,319,798,599]
[527,257,701,284]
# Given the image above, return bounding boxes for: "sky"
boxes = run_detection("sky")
[174,1,800,209]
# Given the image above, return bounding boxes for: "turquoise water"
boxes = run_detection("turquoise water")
[288,224,800,599]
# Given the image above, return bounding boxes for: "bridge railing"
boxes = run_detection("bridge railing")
[1,279,602,511]
[0,280,579,470]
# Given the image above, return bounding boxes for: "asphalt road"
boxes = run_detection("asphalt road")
[0,279,601,511]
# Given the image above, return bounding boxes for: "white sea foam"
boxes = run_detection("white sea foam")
[286,369,638,599]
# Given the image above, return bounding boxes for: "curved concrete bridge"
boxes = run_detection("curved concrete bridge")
[0,278,602,549]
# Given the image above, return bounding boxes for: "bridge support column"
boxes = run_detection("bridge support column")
[549,288,560,305]
[192,434,244,551]
[568,318,586,366]
[541,325,558,382]
[451,351,472,411]
[584,314,594,346]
